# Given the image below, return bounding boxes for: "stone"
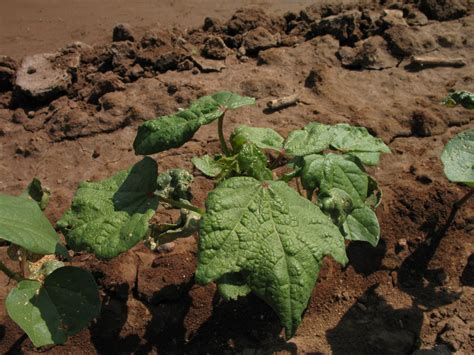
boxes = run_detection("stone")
[385,25,437,57]
[112,23,135,42]
[338,36,398,70]
[243,26,278,54]
[191,56,226,73]
[15,53,72,102]
[202,36,230,60]
[419,0,468,21]
[381,9,408,27]
[0,56,17,91]
[88,72,126,103]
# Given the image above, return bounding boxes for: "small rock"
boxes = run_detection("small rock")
[112,23,135,42]
[177,59,194,71]
[356,302,368,311]
[419,0,468,21]
[397,238,408,248]
[191,56,226,73]
[27,111,35,118]
[92,148,100,159]
[382,9,408,27]
[405,8,429,26]
[88,72,126,103]
[15,53,71,102]
[243,26,278,54]
[127,64,144,81]
[202,36,230,60]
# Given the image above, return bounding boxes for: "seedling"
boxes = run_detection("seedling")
[441,90,474,225]
[58,92,390,338]
[0,180,100,348]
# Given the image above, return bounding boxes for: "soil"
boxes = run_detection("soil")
[1,0,474,354]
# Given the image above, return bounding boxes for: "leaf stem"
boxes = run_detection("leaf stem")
[159,196,205,215]
[436,187,474,237]
[0,260,22,282]
[217,113,231,156]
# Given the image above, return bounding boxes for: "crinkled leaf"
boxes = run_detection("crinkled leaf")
[192,155,224,177]
[133,92,255,155]
[217,273,252,301]
[21,178,51,210]
[441,129,474,187]
[231,125,284,151]
[196,177,347,338]
[6,266,100,348]
[442,90,474,110]
[237,143,273,181]
[57,157,159,259]
[284,122,334,156]
[301,154,368,207]
[133,115,202,155]
[156,168,193,201]
[330,124,390,154]
[343,206,380,246]
[0,194,66,256]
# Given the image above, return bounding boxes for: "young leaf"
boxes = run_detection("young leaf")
[441,129,474,187]
[20,178,51,210]
[342,206,380,246]
[192,155,224,177]
[230,125,284,152]
[284,122,334,156]
[5,266,100,348]
[156,168,193,201]
[217,273,252,301]
[133,115,202,155]
[318,188,354,226]
[196,177,347,338]
[442,90,474,110]
[57,157,159,259]
[330,124,390,155]
[0,194,66,256]
[301,154,369,207]
[237,143,273,181]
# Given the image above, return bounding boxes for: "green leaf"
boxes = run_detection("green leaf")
[196,177,347,338]
[0,194,65,256]
[21,178,51,210]
[217,273,252,301]
[156,168,193,201]
[206,91,256,110]
[231,125,284,152]
[346,151,381,166]
[330,124,390,154]
[237,143,273,181]
[133,115,202,155]
[284,122,334,156]
[5,266,100,348]
[442,90,474,110]
[441,129,474,187]
[57,157,159,259]
[192,155,224,177]
[301,154,368,207]
[133,92,255,155]
[342,206,380,246]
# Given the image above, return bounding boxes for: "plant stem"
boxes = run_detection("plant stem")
[436,187,474,238]
[217,113,231,156]
[159,196,205,215]
[0,260,22,282]
[295,178,303,196]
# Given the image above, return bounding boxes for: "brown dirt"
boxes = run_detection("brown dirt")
[1,1,474,354]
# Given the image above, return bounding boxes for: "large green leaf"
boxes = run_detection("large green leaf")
[0,194,65,256]
[237,143,273,181]
[330,124,390,155]
[441,129,474,187]
[6,266,100,348]
[343,206,380,246]
[442,90,474,110]
[284,122,334,156]
[57,157,159,259]
[231,125,284,152]
[196,177,347,338]
[301,154,369,207]
[133,92,255,155]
